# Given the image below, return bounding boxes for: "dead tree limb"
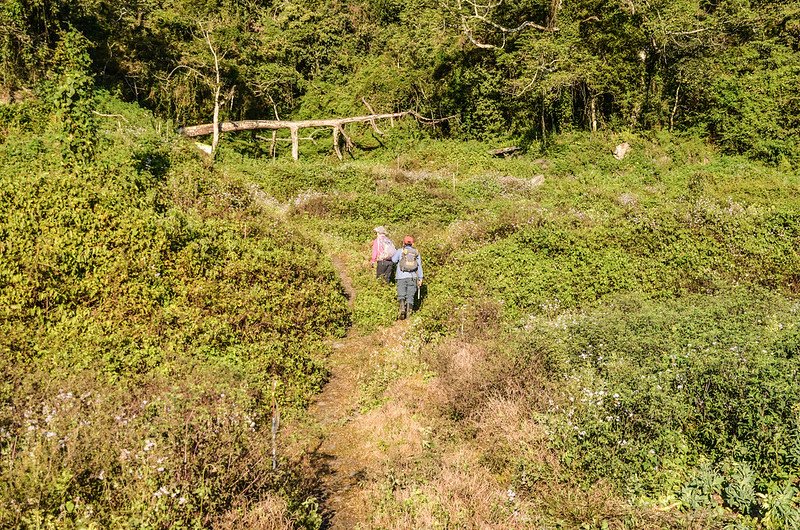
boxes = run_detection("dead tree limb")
[256,135,318,144]
[178,110,452,161]
[202,25,222,156]
[361,98,384,135]
[455,0,555,50]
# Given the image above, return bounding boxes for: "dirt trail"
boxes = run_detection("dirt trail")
[307,255,406,529]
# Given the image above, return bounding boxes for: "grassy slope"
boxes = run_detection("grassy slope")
[0,97,348,528]
[3,95,800,528]
[228,127,800,528]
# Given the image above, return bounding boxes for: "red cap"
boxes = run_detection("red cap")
[403,235,414,245]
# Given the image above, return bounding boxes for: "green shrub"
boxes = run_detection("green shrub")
[0,95,348,526]
[520,290,800,509]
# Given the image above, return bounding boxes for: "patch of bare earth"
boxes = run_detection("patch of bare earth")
[306,320,419,529]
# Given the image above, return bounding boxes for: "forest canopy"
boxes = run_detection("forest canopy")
[1,0,799,163]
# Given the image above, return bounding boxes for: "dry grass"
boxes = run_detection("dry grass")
[302,304,719,529]
[367,448,519,529]
[214,495,295,530]
[498,174,545,192]
[474,395,553,471]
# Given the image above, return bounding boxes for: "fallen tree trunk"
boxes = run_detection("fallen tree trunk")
[178,110,445,160]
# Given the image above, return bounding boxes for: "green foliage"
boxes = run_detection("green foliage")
[4,0,799,164]
[516,290,800,513]
[0,95,348,525]
[679,462,724,510]
[2,75,799,529]
[47,30,97,167]
[724,462,757,515]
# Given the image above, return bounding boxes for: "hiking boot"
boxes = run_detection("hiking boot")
[398,301,407,320]
[406,303,414,318]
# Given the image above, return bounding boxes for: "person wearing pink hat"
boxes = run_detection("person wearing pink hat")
[370,226,396,283]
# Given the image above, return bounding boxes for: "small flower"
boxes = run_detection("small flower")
[143,439,156,452]
[153,486,169,498]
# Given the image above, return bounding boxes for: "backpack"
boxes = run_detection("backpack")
[399,247,419,273]
[377,236,396,261]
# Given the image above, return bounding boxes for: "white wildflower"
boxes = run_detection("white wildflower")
[153,486,169,498]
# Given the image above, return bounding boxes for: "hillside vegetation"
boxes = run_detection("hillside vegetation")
[245,130,800,527]
[0,90,350,527]
[2,0,799,163]
[1,1,800,528]
[2,79,800,526]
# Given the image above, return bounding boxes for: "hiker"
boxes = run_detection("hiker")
[370,226,396,283]
[392,235,423,320]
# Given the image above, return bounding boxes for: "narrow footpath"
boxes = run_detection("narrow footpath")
[309,322,408,528]
[306,255,411,528]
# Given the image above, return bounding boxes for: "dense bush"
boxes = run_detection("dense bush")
[3,77,798,528]
[0,95,348,527]
[516,290,800,524]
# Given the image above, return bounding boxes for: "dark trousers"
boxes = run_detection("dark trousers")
[376,259,393,283]
[396,277,417,305]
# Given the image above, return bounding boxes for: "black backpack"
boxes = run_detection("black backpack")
[399,247,419,272]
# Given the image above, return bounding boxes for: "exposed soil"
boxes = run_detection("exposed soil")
[306,256,407,528]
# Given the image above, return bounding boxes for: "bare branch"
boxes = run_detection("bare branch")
[256,135,318,144]
[667,27,709,36]
[455,0,555,50]
[361,98,384,135]
[166,64,207,83]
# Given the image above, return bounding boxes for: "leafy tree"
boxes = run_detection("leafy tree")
[48,29,96,167]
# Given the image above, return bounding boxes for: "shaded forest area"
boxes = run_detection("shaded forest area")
[1,0,799,163]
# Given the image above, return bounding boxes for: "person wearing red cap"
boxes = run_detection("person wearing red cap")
[370,226,396,283]
[391,235,424,319]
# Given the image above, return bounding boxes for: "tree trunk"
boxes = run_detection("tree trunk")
[179,110,451,161]
[548,0,562,30]
[212,85,220,154]
[670,82,681,132]
[290,126,299,161]
[332,126,342,160]
[205,27,222,157]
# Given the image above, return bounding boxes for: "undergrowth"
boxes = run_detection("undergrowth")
[0,94,347,528]
[3,87,800,528]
